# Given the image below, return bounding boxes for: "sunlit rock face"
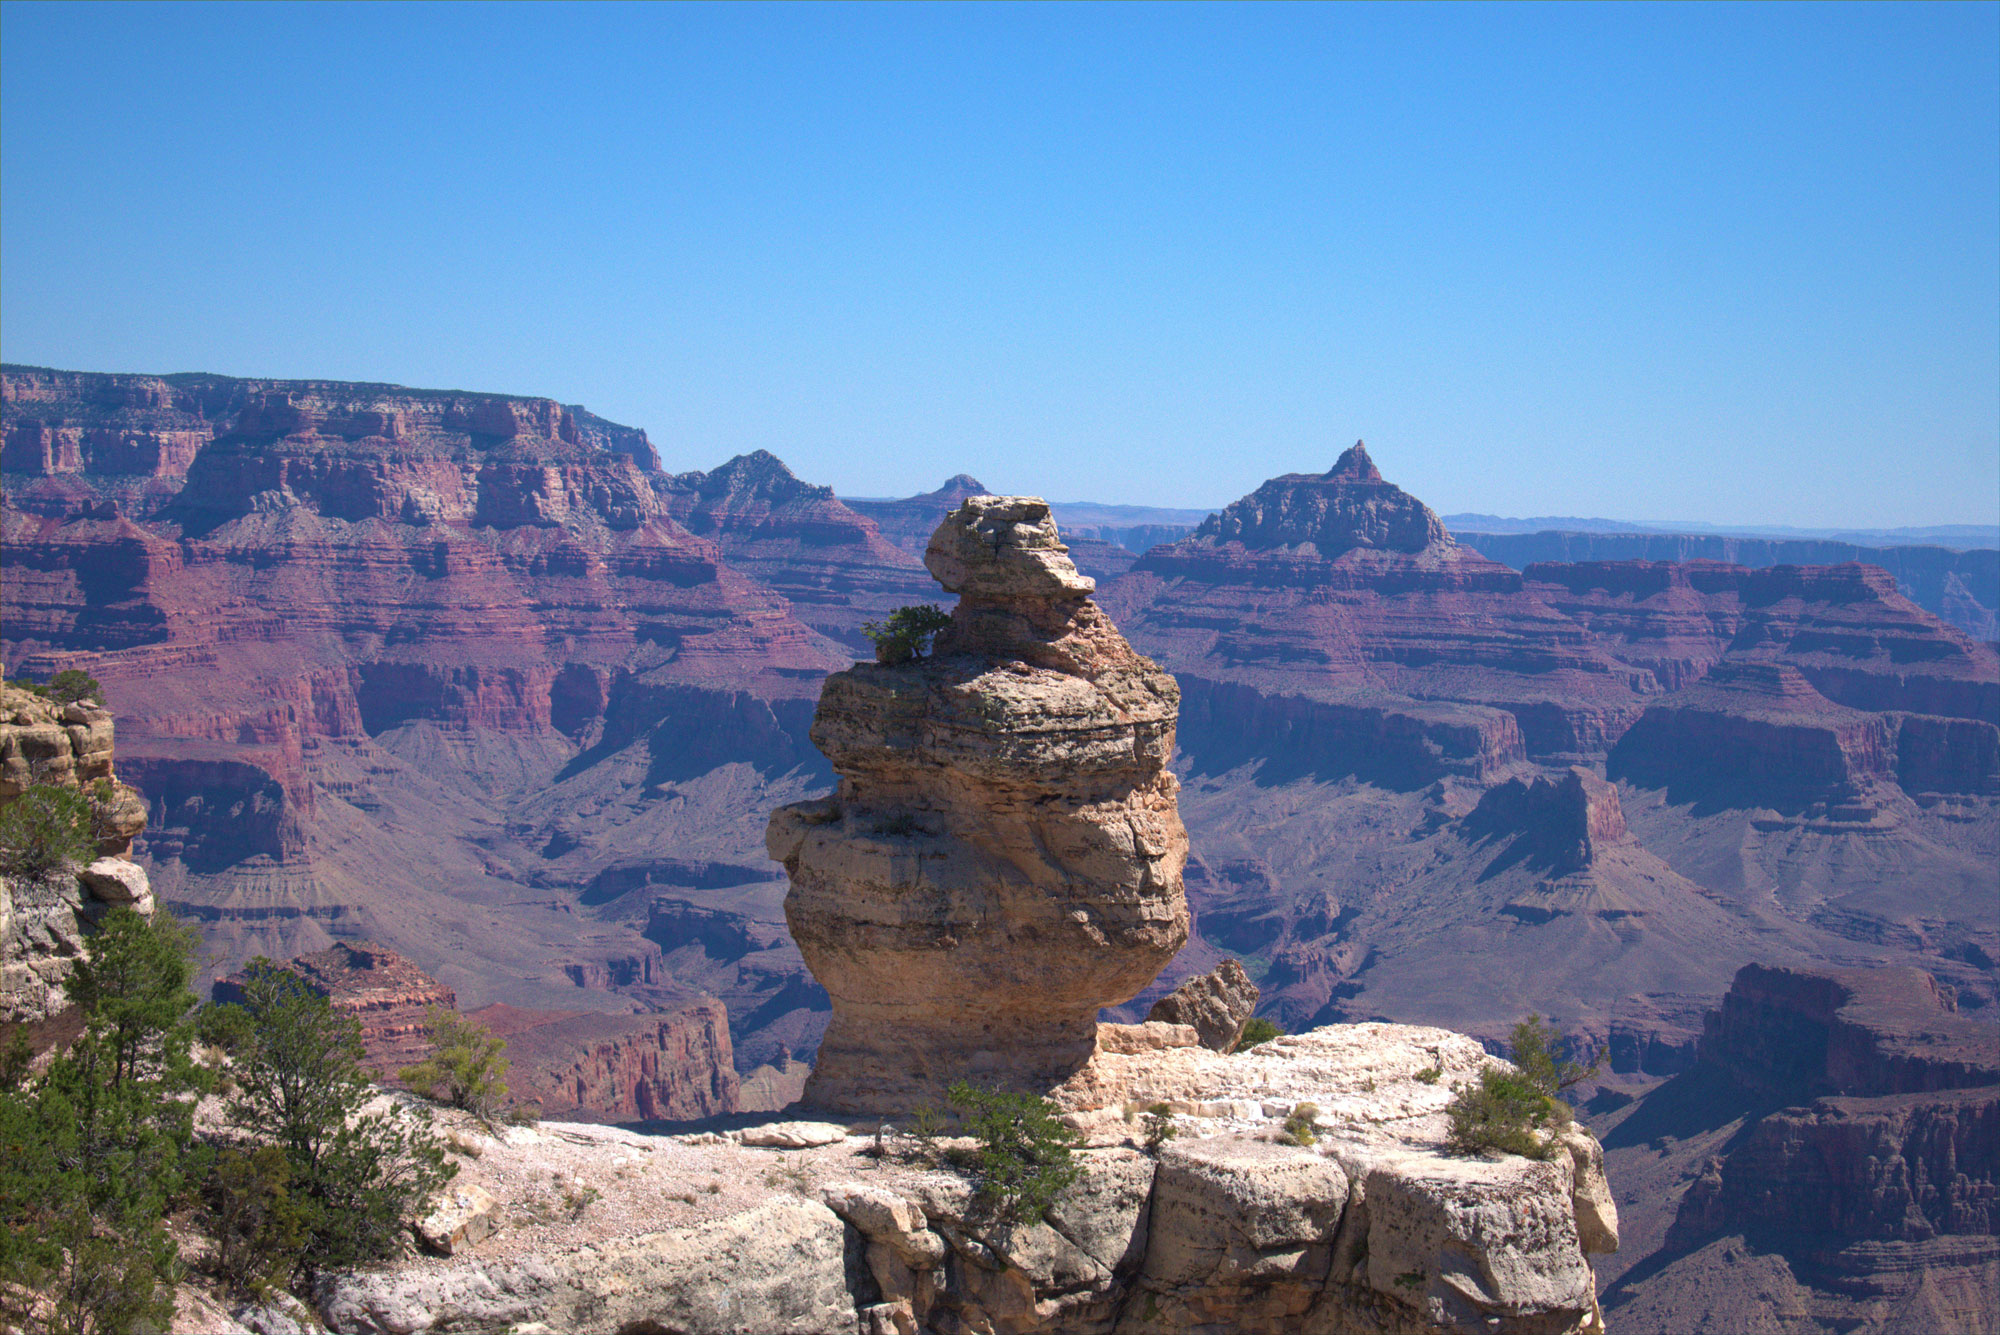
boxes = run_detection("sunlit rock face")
[768,495,1190,1114]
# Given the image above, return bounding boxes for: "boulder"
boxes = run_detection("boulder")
[77,857,152,910]
[413,1183,500,1256]
[1146,959,1260,1052]
[740,1120,850,1149]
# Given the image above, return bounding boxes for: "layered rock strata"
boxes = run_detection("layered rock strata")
[1101,444,1652,779]
[1592,963,2000,1334]
[768,496,1190,1113]
[1464,527,1999,642]
[214,941,457,1074]
[318,1022,1618,1335]
[0,683,155,1036]
[465,999,741,1122]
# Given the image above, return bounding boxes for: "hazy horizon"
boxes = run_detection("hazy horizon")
[3,2,1995,529]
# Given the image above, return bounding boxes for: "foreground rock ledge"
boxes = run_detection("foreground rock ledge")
[319,1023,1616,1335]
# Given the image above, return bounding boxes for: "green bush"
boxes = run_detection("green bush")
[223,960,455,1279]
[1233,1017,1283,1052]
[202,1145,307,1300]
[0,783,96,877]
[1139,1102,1178,1153]
[1282,1102,1320,1147]
[400,1007,511,1120]
[946,1081,1083,1222]
[47,670,105,706]
[1506,1013,1598,1098]
[1443,1015,1595,1160]
[861,604,953,664]
[0,908,208,1335]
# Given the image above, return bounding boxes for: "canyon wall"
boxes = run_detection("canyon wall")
[1463,527,2000,642]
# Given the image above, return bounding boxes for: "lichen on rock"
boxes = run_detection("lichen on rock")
[768,495,1190,1114]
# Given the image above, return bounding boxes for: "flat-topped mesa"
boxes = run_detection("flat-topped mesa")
[768,496,1190,1114]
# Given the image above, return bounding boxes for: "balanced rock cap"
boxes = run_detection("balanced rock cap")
[923,495,1096,600]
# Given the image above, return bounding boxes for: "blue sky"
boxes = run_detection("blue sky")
[3,2,1995,526]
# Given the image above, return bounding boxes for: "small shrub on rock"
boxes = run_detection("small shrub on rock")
[1444,1015,1596,1160]
[0,783,96,877]
[1139,1102,1178,1153]
[861,605,953,664]
[946,1080,1083,1222]
[1233,1017,1283,1052]
[202,1145,307,1299]
[400,1007,510,1120]
[1281,1102,1320,1147]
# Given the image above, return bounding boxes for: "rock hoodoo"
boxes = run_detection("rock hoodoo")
[768,495,1190,1113]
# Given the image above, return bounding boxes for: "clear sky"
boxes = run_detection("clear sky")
[3,2,1995,527]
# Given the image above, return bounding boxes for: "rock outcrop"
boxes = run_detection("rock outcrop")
[214,941,457,1074]
[0,683,155,1039]
[1595,962,2000,1334]
[768,496,1190,1113]
[1145,959,1260,1052]
[465,999,741,1122]
[317,1021,1618,1335]
[661,450,937,652]
[1102,444,1652,778]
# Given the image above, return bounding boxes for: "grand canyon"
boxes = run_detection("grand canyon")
[4,364,1996,1333]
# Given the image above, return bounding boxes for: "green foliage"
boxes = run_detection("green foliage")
[1415,1066,1442,1085]
[0,908,206,1335]
[1444,1068,1558,1159]
[225,960,455,1279]
[0,783,96,877]
[946,1081,1083,1222]
[202,1145,307,1300]
[1140,1101,1178,1153]
[861,604,953,664]
[399,1007,510,1120]
[1443,1015,1593,1160]
[47,670,105,706]
[1506,1014,1598,1098]
[905,1104,947,1161]
[3,676,50,698]
[1282,1102,1320,1147]
[1233,1017,1283,1052]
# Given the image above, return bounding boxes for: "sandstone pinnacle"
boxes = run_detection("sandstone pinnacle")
[768,494,1190,1114]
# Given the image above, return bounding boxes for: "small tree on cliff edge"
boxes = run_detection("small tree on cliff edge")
[861,605,952,664]
[219,961,455,1278]
[946,1080,1083,1223]
[400,1006,511,1121]
[1444,1014,1598,1161]
[0,909,208,1335]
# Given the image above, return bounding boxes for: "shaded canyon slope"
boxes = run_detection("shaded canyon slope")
[6,369,1996,1113]
[1589,962,2000,1335]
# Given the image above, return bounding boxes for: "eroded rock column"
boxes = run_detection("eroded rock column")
[768,496,1189,1114]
